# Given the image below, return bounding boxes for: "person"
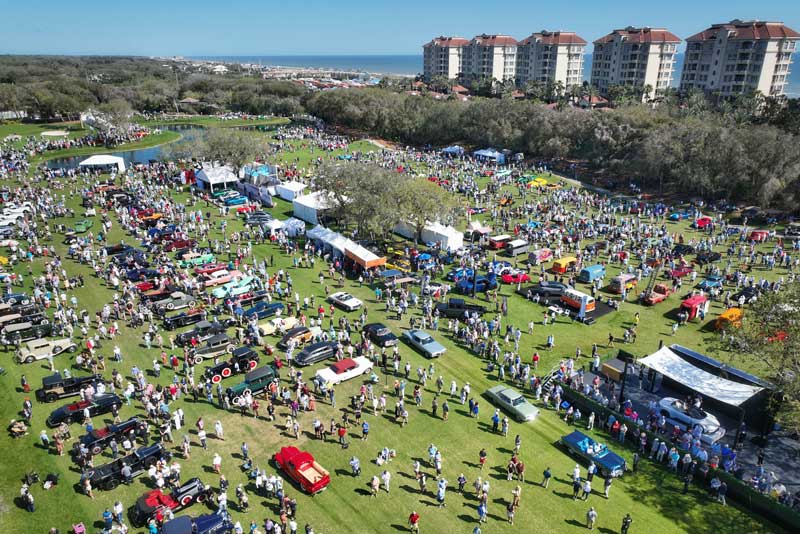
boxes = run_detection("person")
[408,510,420,533]
[381,470,391,493]
[478,448,487,470]
[572,477,582,500]
[586,507,598,530]
[103,509,114,530]
[582,479,592,500]
[542,466,551,488]
[604,476,612,499]
[349,456,361,476]
[621,513,633,534]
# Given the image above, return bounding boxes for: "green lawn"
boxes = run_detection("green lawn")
[0,121,90,149]
[0,126,788,534]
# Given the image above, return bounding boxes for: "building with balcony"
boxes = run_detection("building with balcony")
[516,31,587,88]
[461,34,519,83]
[422,36,470,81]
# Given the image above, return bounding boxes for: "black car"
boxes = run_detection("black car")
[46,393,122,427]
[672,244,695,257]
[104,244,135,256]
[518,281,568,299]
[126,268,159,281]
[294,341,338,367]
[1,301,38,317]
[434,298,487,319]
[35,372,102,403]
[732,286,760,304]
[163,309,208,331]
[204,346,261,383]
[1,292,30,305]
[175,320,228,347]
[363,323,398,348]
[694,251,722,266]
[242,301,284,321]
[74,416,143,456]
[234,289,270,308]
[162,513,234,534]
[128,477,212,527]
[190,333,235,363]
[1,321,54,345]
[225,365,279,405]
[85,443,165,490]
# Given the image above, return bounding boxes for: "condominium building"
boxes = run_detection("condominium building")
[422,36,469,81]
[516,31,587,87]
[591,27,680,96]
[680,20,799,97]
[462,34,518,82]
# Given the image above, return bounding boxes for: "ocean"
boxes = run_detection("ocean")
[195,53,800,96]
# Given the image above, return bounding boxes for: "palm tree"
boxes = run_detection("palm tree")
[642,84,654,103]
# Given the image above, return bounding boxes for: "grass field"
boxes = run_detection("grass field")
[0,123,788,534]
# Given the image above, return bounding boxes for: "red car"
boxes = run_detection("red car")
[194,263,228,276]
[273,446,330,494]
[237,205,258,214]
[163,239,197,252]
[748,230,769,242]
[501,272,531,284]
[667,266,694,279]
[135,279,159,291]
[693,216,713,229]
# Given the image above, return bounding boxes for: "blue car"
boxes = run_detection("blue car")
[162,513,234,534]
[126,268,159,281]
[561,430,626,478]
[445,267,474,281]
[242,301,285,320]
[224,196,248,206]
[456,274,498,294]
[669,211,691,221]
[697,274,724,290]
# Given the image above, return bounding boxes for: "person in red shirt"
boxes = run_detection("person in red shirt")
[532,352,540,370]
[408,511,420,532]
[337,424,347,448]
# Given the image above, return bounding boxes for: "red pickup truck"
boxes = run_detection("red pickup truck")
[274,446,330,494]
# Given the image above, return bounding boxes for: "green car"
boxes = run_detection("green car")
[225,365,278,406]
[212,189,235,198]
[484,385,540,422]
[73,219,93,233]
[178,253,215,268]
[211,276,255,299]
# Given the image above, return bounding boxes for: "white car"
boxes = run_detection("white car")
[0,239,19,249]
[327,291,363,312]
[658,397,726,444]
[315,356,373,385]
[17,338,77,364]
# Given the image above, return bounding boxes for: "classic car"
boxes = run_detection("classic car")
[194,263,229,276]
[85,443,165,490]
[2,292,30,305]
[294,341,338,366]
[258,316,299,337]
[153,292,197,314]
[163,308,208,330]
[211,276,256,299]
[668,210,691,221]
[561,431,626,478]
[484,385,540,422]
[694,252,722,266]
[204,346,260,383]
[163,239,197,253]
[434,298,486,319]
[455,275,498,294]
[658,397,726,444]
[1,320,54,344]
[671,244,695,257]
[226,365,279,405]
[223,195,248,206]
[273,446,330,494]
[175,320,228,347]
[35,372,102,403]
[692,216,713,229]
[667,266,694,279]
[327,291,363,312]
[74,416,143,456]
[242,301,285,321]
[46,393,122,427]
[126,268,160,281]
[73,219,93,233]
[128,477,212,527]
[402,329,446,358]
[445,267,474,281]
[697,275,724,290]
[732,286,759,304]
[363,323,398,347]
[314,356,373,386]
[161,513,234,534]
[16,338,77,364]
[178,253,216,268]
[104,243,135,256]
[500,272,531,284]
[232,289,270,308]
[277,326,318,349]
[189,333,235,363]
[236,204,258,214]
[202,269,242,288]
[141,285,183,303]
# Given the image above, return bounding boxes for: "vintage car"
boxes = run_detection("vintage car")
[202,269,242,288]
[445,267,474,281]
[46,393,122,427]
[561,431,626,478]
[455,275,498,294]
[314,356,373,386]
[211,276,256,299]
[671,244,695,257]
[403,329,446,358]
[273,446,331,494]
[484,385,540,422]
[73,219,93,233]
[225,365,279,406]
[1,292,30,306]
[732,286,759,304]
[142,285,183,303]
[658,397,726,444]
[667,266,694,279]
[363,323,398,347]
[242,301,284,321]
[163,308,208,330]
[126,268,159,281]
[163,239,197,253]
[694,251,722,266]
[224,195,248,206]
[692,216,713,229]
[178,253,215,268]
[161,513,234,534]
[85,443,165,490]
[175,320,228,347]
[2,321,54,344]
[190,334,235,363]
[642,283,672,305]
[277,326,318,349]
[258,316,299,337]
[128,477,212,527]
[75,416,143,455]
[194,262,229,276]
[204,346,260,383]
[35,372,102,403]
[327,291,363,312]
[500,272,531,284]
[153,292,197,314]
[697,274,725,290]
[294,341,338,367]
[17,338,77,364]
[434,298,486,319]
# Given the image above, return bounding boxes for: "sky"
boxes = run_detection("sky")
[1,0,799,56]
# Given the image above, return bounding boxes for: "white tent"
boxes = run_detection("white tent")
[293,191,334,225]
[79,155,126,173]
[422,222,463,251]
[306,225,349,257]
[282,218,306,237]
[264,219,285,234]
[276,181,308,201]
[638,346,763,407]
[196,165,239,193]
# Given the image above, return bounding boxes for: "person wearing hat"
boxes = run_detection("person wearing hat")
[621,513,633,533]
[407,510,420,532]
[586,507,598,530]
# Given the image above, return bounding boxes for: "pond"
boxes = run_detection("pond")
[45,124,205,170]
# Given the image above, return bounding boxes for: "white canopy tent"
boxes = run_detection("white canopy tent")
[306,225,349,257]
[79,155,126,173]
[282,218,306,238]
[276,181,308,201]
[638,346,763,407]
[196,165,239,193]
[292,191,335,225]
[394,221,463,251]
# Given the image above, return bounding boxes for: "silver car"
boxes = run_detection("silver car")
[402,329,446,358]
[485,385,540,422]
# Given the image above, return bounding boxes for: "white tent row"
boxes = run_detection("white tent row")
[276,181,307,201]
[292,191,337,225]
[79,155,126,173]
[638,346,763,407]
[394,221,464,252]
[260,217,305,237]
[306,225,352,257]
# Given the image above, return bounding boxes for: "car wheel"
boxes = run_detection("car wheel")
[25,356,34,364]
[92,445,102,455]
[243,388,252,397]
[226,345,235,353]
[52,347,62,355]
[167,302,174,310]
[196,493,207,503]
[105,479,119,491]
[248,360,257,370]
[40,318,49,325]
[189,301,196,308]
[194,356,203,365]
[64,416,72,425]
[232,396,242,406]
[68,345,77,353]
[211,374,222,383]
[45,392,58,402]
[180,495,193,506]
[221,368,232,378]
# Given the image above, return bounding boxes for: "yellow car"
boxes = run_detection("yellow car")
[140,213,163,222]
[0,256,8,266]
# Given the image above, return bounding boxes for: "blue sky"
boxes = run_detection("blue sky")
[1,0,798,55]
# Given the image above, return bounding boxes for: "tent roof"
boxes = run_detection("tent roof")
[293,191,335,210]
[306,225,348,252]
[345,243,386,268]
[474,148,502,158]
[638,347,763,406]
[197,165,237,184]
[277,181,307,192]
[79,155,126,171]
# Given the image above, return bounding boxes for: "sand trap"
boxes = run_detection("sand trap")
[41,130,69,137]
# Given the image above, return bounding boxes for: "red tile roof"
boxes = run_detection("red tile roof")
[687,20,800,42]
[424,36,469,48]
[594,27,681,45]
[520,31,587,46]
[451,84,469,93]
[471,34,518,46]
